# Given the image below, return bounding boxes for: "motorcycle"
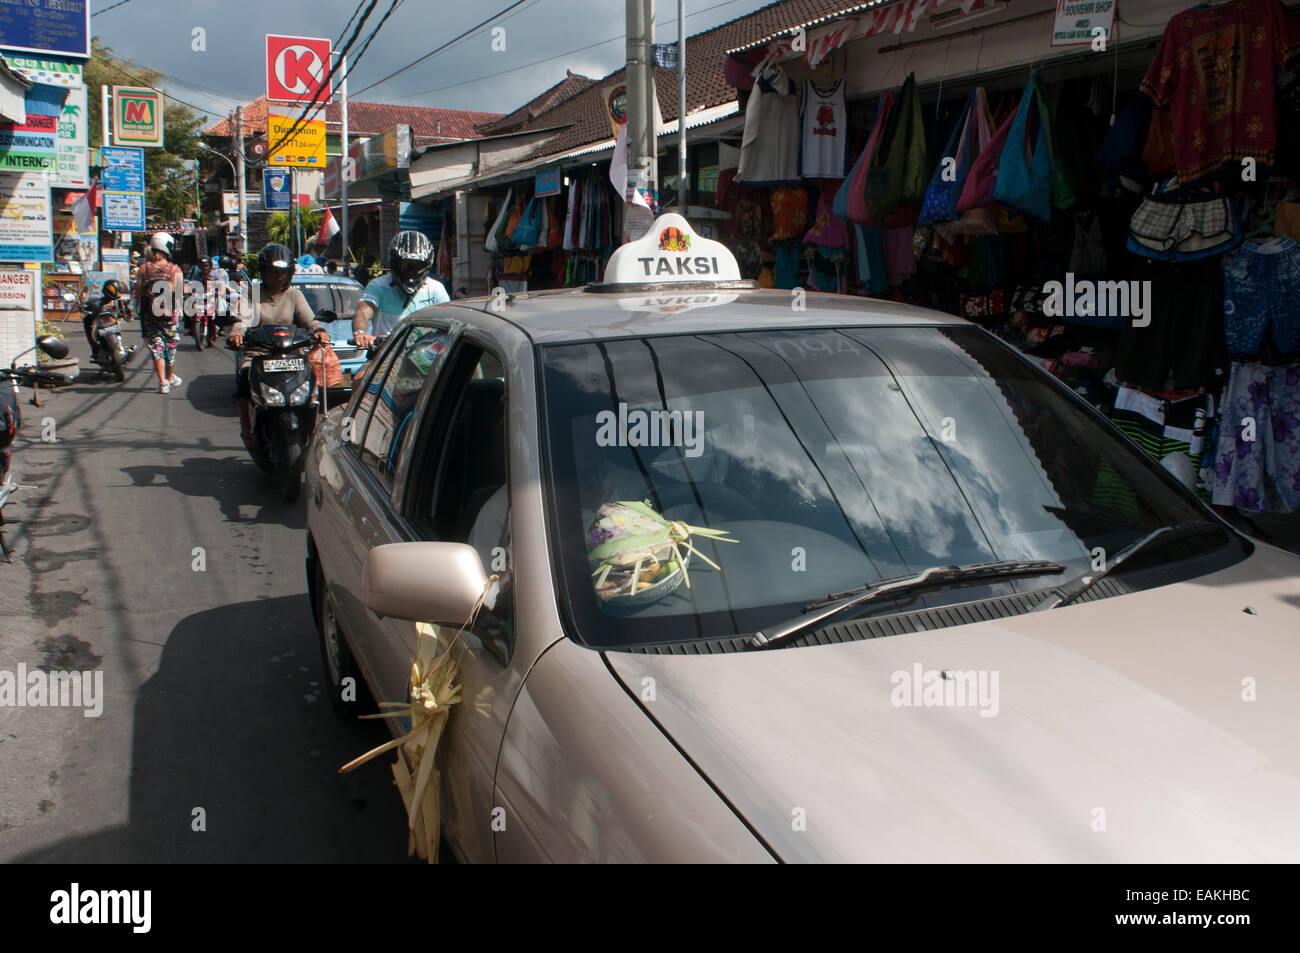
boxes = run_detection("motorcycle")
[229,323,328,502]
[1,336,70,561]
[188,284,219,351]
[85,295,131,382]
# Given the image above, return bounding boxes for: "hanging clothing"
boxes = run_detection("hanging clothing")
[1113,258,1228,391]
[737,67,800,185]
[1111,385,1211,491]
[1139,0,1300,185]
[1222,237,1300,355]
[799,79,848,179]
[1212,361,1300,512]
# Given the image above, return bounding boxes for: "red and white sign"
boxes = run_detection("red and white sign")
[266,34,333,104]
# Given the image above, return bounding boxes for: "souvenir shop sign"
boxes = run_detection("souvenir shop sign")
[743,0,995,69]
[0,172,52,261]
[535,168,561,198]
[0,0,90,59]
[1051,0,1115,48]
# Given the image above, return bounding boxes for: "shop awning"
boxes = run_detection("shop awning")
[727,0,994,70]
[0,58,32,123]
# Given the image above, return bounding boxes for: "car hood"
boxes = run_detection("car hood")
[606,544,1300,862]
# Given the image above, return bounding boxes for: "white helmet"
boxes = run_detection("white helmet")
[149,232,175,257]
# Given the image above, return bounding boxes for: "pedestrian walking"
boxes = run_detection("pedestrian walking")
[134,233,185,394]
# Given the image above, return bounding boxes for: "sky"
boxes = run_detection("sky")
[90,0,779,122]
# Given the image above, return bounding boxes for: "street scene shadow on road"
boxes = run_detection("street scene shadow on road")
[11,595,414,863]
[120,455,306,528]
[184,373,240,419]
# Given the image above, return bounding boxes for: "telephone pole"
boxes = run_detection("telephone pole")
[625,0,657,235]
[234,106,247,256]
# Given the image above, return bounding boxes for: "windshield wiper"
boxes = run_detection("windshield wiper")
[747,559,1065,651]
[1032,520,1225,612]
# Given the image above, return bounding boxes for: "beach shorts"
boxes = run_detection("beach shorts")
[1222,238,1300,356]
[1211,361,1300,513]
[142,315,179,364]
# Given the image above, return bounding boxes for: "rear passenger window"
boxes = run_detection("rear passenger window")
[360,326,450,489]
[345,329,407,451]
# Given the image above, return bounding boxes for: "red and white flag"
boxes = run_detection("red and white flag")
[314,206,340,245]
[71,180,100,231]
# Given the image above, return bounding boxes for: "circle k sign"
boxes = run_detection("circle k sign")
[266,34,333,103]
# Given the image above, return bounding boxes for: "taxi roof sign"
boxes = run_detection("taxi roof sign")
[588,213,752,293]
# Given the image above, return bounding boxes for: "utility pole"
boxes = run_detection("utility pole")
[234,106,247,256]
[339,53,350,267]
[677,0,687,213]
[625,0,657,238]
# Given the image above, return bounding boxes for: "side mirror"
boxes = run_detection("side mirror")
[362,542,489,624]
[37,336,69,360]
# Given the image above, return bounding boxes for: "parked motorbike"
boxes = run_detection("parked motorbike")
[1,336,70,561]
[85,294,131,382]
[229,324,327,501]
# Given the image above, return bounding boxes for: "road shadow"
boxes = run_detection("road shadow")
[120,456,307,528]
[186,373,239,419]
[10,594,415,863]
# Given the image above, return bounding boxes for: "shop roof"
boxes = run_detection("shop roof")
[727,0,887,54]
[477,70,597,136]
[203,96,504,143]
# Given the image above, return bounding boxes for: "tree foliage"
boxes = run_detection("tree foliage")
[84,37,204,222]
[265,206,324,252]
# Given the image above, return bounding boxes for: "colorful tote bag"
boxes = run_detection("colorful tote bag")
[863,73,928,221]
[957,98,1016,213]
[836,90,895,224]
[918,89,981,226]
[994,72,1054,222]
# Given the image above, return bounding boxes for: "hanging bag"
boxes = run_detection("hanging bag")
[838,90,895,224]
[939,92,1001,238]
[484,187,513,253]
[918,89,979,226]
[993,72,1054,222]
[957,96,1015,211]
[511,197,543,248]
[863,73,927,221]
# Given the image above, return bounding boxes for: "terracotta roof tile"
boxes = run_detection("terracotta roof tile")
[204,95,504,143]
[478,70,597,136]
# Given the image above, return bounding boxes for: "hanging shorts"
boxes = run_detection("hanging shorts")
[1221,238,1300,355]
[1113,258,1227,391]
[1111,384,1211,492]
[1211,361,1300,513]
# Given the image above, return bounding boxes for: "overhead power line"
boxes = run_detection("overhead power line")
[92,0,135,16]
[352,0,534,96]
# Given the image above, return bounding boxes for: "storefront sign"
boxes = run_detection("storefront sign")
[53,83,88,188]
[0,1,91,59]
[0,171,53,261]
[1051,0,1115,47]
[2,54,82,87]
[112,86,164,148]
[0,268,37,371]
[221,191,240,215]
[321,124,410,198]
[0,110,58,173]
[263,167,291,210]
[602,83,628,138]
[52,209,96,263]
[535,168,561,197]
[265,34,332,104]
[267,110,326,168]
[101,145,145,230]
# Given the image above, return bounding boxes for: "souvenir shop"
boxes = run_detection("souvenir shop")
[717,0,1300,530]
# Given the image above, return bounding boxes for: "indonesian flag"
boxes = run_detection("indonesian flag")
[71,180,100,231]
[314,206,341,245]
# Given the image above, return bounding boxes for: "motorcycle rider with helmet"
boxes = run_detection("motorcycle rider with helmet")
[228,243,330,449]
[82,278,130,361]
[351,230,449,349]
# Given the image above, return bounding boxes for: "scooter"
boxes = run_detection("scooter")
[1,336,70,561]
[229,324,323,502]
[85,295,131,382]
[188,286,218,351]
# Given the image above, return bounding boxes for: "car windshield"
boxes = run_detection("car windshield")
[539,325,1246,649]
[295,281,363,319]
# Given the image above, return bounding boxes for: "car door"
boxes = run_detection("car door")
[395,334,527,864]
[324,323,453,705]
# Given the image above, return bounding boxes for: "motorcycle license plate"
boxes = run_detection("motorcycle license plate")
[262,358,306,372]
[97,320,118,330]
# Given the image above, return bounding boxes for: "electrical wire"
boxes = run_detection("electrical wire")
[92,0,135,16]
[383,0,747,102]
[352,0,534,96]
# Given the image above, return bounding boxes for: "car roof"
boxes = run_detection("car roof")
[436,287,968,345]
[293,274,362,288]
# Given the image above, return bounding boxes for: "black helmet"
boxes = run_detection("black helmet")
[101,279,123,300]
[257,243,295,282]
[388,230,434,296]
[197,256,212,268]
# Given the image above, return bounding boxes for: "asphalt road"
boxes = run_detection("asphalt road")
[0,324,413,863]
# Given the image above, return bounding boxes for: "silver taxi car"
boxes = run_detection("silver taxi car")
[305,215,1300,863]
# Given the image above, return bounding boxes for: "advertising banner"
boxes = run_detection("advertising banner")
[0,0,90,59]
[267,110,326,168]
[53,83,88,188]
[0,171,53,261]
[52,209,97,263]
[101,145,146,230]
[112,86,164,148]
[0,269,37,371]
[263,167,291,210]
